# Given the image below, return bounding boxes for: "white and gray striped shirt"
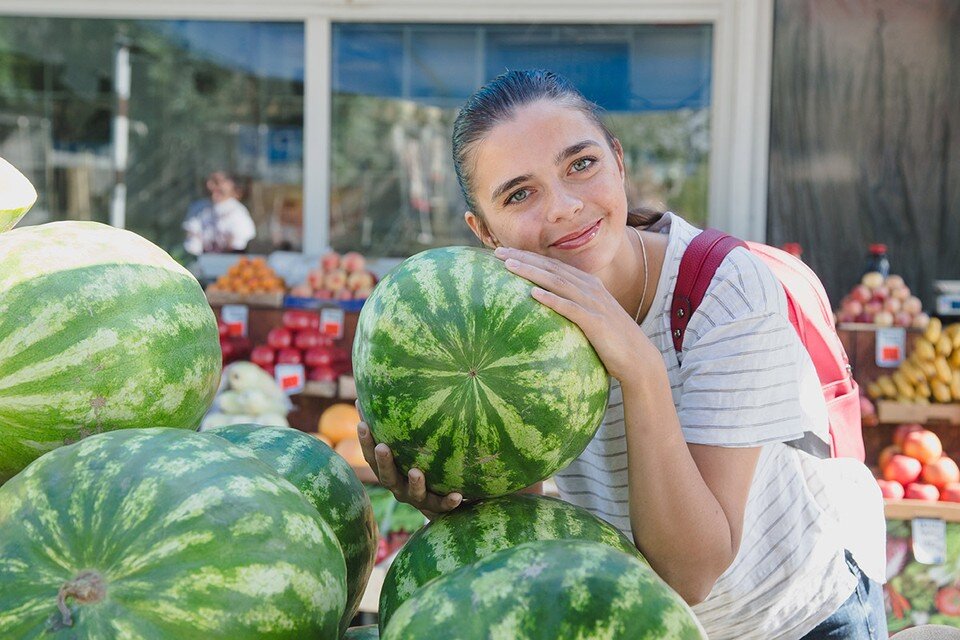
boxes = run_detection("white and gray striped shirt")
[554,213,885,640]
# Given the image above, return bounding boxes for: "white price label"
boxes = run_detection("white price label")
[220,304,249,338]
[912,517,947,565]
[274,364,306,395]
[876,327,906,368]
[320,307,345,339]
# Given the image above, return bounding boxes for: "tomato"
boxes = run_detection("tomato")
[936,586,960,616]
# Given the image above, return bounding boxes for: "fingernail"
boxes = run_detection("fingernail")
[357,425,367,438]
[494,247,507,256]
[375,444,388,456]
[452,493,462,505]
[504,258,519,269]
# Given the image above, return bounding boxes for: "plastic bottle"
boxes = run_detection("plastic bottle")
[863,243,890,279]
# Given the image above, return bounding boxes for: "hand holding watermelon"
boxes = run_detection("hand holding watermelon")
[495,245,657,384]
[356,400,463,520]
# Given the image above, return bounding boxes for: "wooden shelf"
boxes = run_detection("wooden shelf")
[885,498,960,522]
[877,401,960,426]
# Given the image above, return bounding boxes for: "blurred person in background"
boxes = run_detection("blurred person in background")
[183,170,256,255]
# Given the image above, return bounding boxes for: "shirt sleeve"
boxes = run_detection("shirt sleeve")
[675,248,810,447]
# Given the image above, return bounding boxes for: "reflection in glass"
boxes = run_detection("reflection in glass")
[331,23,712,257]
[0,17,304,261]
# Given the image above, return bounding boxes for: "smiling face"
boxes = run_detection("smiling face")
[464,100,630,275]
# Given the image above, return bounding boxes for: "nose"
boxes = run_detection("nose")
[545,186,583,223]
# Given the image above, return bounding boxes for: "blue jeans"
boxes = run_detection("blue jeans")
[801,550,888,639]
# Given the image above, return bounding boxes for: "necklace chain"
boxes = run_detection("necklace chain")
[630,225,648,324]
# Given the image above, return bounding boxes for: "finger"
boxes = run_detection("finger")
[506,259,591,306]
[374,443,404,491]
[355,399,366,422]
[357,422,379,472]
[407,468,428,504]
[531,286,592,325]
[495,246,593,285]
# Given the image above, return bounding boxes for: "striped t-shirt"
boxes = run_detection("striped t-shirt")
[554,213,885,640]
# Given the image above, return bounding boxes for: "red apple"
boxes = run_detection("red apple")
[308,269,325,289]
[220,339,237,362]
[336,288,354,301]
[912,313,930,329]
[892,286,911,301]
[861,272,884,289]
[878,444,901,470]
[903,296,923,315]
[341,251,366,273]
[894,311,913,327]
[864,300,883,316]
[308,365,338,382]
[940,482,960,503]
[842,299,864,318]
[885,274,905,290]
[871,286,890,302]
[883,297,902,314]
[289,283,313,298]
[324,269,348,292]
[883,454,923,485]
[320,251,341,272]
[282,310,314,331]
[923,456,960,490]
[354,285,375,300]
[346,270,376,291]
[276,348,302,365]
[893,423,925,447]
[260,364,275,377]
[904,482,940,501]
[873,311,894,327]
[877,479,905,500]
[266,327,293,350]
[903,430,943,465]
[217,320,229,338]
[313,289,334,300]
[294,330,324,351]
[850,284,872,304]
[304,347,336,368]
[250,345,276,367]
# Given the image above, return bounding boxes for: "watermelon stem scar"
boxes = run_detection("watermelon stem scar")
[56,570,106,626]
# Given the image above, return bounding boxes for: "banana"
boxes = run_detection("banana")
[952,371,960,402]
[877,375,898,398]
[900,360,925,386]
[932,379,953,403]
[935,356,953,384]
[915,379,932,399]
[866,381,884,400]
[925,317,943,344]
[914,337,937,362]
[892,371,916,399]
[937,334,954,357]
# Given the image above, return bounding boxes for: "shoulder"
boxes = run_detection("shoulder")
[693,245,787,326]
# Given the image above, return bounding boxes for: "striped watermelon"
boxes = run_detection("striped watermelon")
[382,540,705,640]
[208,424,377,636]
[0,221,221,483]
[344,625,380,639]
[0,157,37,233]
[0,428,347,639]
[378,493,644,630]
[352,246,609,498]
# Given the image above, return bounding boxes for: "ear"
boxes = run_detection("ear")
[611,138,626,183]
[464,211,498,248]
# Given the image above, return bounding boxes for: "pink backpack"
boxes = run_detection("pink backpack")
[671,229,864,461]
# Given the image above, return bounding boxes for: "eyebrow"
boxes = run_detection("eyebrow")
[490,140,602,203]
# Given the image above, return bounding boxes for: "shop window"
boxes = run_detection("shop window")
[331,23,712,257]
[0,17,304,263]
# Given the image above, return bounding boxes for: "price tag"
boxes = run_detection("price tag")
[876,327,906,367]
[274,364,305,395]
[220,304,249,337]
[912,517,947,565]
[320,307,345,339]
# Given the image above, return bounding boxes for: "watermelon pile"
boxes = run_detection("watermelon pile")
[352,246,610,498]
[382,540,704,640]
[0,160,376,638]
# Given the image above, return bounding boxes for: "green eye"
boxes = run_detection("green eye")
[508,189,529,204]
[572,157,594,172]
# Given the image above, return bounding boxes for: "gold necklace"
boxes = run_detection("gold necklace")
[630,225,648,324]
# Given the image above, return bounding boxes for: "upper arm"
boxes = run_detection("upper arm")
[519,481,543,495]
[688,443,761,560]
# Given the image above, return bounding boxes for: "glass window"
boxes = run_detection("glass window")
[0,17,304,262]
[331,23,712,257]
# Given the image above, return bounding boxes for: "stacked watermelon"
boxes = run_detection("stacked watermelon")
[352,246,610,499]
[377,494,704,638]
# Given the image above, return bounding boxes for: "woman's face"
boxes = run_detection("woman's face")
[465,100,629,275]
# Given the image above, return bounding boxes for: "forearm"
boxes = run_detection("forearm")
[620,363,736,604]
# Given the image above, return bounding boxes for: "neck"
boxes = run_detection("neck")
[601,226,657,324]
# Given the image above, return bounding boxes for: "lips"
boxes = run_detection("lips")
[551,219,602,249]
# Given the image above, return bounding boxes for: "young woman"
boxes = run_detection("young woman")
[357,70,887,639]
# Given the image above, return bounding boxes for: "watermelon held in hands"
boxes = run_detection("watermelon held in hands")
[208,424,377,637]
[0,221,222,483]
[378,493,645,630]
[352,246,609,499]
[381,540,705,640]
[0,428,347,639]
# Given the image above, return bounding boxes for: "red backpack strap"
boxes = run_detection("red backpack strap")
[671,229,747,353]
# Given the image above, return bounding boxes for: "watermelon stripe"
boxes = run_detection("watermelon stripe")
[0,429,346,638]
